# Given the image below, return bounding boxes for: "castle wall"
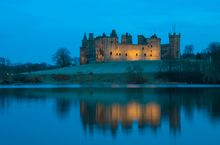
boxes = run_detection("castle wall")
[95,36,118,62]
[80,47,87,64]
[80,30,180,65]
[105,38,161,61]
[161,44,170,60]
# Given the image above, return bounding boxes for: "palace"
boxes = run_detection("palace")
[80,30,180,65]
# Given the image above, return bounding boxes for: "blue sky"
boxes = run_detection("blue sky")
[0,0,220,63]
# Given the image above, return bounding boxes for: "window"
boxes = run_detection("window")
[110,52,112,56]
[151,45,153,48]
[119,53,121,56]
[144,53,146,56]
[116,53,118,56]
[151,50,152,52]
[150,54,152,57]
[136,53,138,56]
[142,47,144,50]
[125,53,127,56]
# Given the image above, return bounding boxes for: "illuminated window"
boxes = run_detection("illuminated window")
[136,53,138,56]
[110,52,112,56]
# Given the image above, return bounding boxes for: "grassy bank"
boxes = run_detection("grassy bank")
[1,60,219,85]
[10,73,156,84]
[1,61,161,84]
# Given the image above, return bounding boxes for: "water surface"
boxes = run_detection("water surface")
[0,86,220,145]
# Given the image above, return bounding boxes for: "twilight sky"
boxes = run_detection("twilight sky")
[0,0,220,64]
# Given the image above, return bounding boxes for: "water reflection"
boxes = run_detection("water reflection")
[0,87,220,136]
[79,101,183,135]
[56,99,71,118]
[80,102,161,135]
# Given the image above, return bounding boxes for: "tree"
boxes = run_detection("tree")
[207,42,220,71]
[52,48,72,67]
[202,42,220,83]
[182,45,194,59]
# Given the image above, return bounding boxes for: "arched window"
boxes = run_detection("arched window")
[110,52,112,56]
[136,53,138,56]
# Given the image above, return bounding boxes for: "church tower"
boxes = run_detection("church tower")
[169,32,181,59]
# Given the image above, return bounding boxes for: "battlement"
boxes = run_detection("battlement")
[83,30,161,45]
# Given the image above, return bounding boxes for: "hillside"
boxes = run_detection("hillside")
[11,61,161,84]
[30,61,161,75]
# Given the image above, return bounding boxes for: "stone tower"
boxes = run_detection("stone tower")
[110,30,118,48]
[122,33,132,44]
[138,35,147,45]
[87,33,96,63]
[169,32,181,59]
[80,33,88,65]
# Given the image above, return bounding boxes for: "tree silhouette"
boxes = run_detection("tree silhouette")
[52,48,72,67]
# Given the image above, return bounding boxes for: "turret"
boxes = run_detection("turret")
[138,35,147,45]
[110,30,118,38]
[122,33,132,44]
[89,33,94,40]
[82,33,88,47]
[102,33,106,37]
[87,33,95,63]
[109,30,118,47]
[80,33,88,65]
[83,33,87,40]
[169,32,181,59]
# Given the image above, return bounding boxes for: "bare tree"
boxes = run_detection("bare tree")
[207,42,220,62]
[52,48,72,67]
[182,45,194,59]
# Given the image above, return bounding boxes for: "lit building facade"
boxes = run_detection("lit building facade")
[80,30,180,65]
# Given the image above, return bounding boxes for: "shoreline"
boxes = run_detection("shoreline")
[1,73,219,86]
[1,83,220,89]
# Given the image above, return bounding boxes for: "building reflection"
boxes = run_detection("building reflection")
[56,98,71,118]
[169,107,181,133]
[80,101,181,135]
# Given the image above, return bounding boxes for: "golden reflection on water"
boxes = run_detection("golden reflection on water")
[81,102,161,128]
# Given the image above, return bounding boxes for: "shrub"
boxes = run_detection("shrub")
[13,75,42,83]
[126,65,146,84]
[52,74,70,81]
